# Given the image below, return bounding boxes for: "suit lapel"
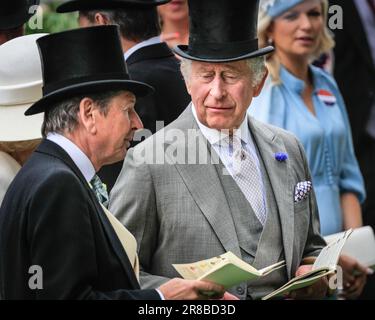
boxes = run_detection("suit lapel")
[37,140,140,288]
[170,109,241,257]
[248,118,294,278]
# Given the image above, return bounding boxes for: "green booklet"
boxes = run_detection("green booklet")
[173,229,352,300]
[172,251,286,289]
[262,229,353,300]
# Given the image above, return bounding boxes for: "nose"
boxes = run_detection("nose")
[132,111,144,130]
[209,76,226,100]
[299,13,313,30]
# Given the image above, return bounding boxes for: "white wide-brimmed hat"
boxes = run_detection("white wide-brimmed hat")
[0,33,47,142]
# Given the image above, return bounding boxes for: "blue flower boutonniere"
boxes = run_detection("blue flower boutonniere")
[275,152,288,162]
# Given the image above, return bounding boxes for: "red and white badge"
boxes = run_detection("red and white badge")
[317,89,336,107]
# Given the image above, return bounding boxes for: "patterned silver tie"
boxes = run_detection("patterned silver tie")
[90,174,109,208]
[222,135,267,225]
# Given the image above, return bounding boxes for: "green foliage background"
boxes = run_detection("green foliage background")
[26,1,78,35]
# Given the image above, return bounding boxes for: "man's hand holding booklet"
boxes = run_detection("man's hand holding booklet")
[173,229,353,299]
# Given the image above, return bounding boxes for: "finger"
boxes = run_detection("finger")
[196,281,225,297]
[343,273,355,284]
[222,292,240,300]
[354,262,370,275]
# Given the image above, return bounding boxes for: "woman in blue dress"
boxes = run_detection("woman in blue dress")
[249,0,369,298]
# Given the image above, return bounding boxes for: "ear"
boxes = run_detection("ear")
[253,69,268,98]
[95,12,110,25]
[266,21,275,42]
[78,97,97,134]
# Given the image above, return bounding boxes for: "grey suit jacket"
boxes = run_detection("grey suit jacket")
[109,105,325,298]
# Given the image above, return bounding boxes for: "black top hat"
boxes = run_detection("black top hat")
[57,0,170,13]
[173,0,274,62]
[0,0,40,30]
[25,25,154,116]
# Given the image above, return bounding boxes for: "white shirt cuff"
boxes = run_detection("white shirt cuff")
[155,289,165,300]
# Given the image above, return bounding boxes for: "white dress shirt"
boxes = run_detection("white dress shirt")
[191,104,266,200]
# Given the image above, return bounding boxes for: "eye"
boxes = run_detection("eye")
[223,72,240,83]
[308,10,322,17]
[283,12,299,21]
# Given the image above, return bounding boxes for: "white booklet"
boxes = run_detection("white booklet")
[324,226,375,270]
[262,229,352,300]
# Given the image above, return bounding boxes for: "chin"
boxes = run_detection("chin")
[206,120,235,131]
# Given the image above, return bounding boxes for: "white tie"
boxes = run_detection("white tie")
[222,135,267,225]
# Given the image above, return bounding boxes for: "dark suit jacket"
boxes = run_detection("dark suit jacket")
[331,0,375,146]
[99,42,191,191]
[0,139,160,300]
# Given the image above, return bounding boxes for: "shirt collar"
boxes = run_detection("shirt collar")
[279,65,306,94]
[46,133,96,183]
[124,36,162,61]
[191,103,252,147]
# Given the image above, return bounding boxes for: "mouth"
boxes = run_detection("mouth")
[295,36,315,44]
[206,106,233,113]
[169,0,185,9]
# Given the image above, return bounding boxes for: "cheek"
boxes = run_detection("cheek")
[189,84,208,105]
[273,23,296,45]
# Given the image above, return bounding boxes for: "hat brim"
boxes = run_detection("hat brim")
[56,0,170,13]
[0,103,43,141]
[25,79,154,115]
[173,45,275,63]
[0,0,40,30]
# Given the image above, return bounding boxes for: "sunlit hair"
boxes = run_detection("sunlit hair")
[258,0,335,83]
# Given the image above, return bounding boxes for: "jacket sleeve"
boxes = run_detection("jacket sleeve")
[109,147,172,289]
[27,170,160,300]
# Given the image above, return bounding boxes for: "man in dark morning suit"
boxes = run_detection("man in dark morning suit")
[57,0,191,191]
[0,26,225,300]
[330,0,375,300]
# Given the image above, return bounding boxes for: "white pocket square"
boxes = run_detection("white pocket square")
[294,181,312,203]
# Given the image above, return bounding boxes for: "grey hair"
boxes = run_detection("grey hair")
[180,57,267,88]
[42,90,123,137]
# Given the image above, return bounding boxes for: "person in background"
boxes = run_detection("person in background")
[57,0,191,192]
[249,0,370,299]
[330,0,375,301]
[0,0,39,45]
[158,0,189,49]
[0,33,45,206]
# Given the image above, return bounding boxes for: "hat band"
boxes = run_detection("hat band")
[0,81,42,105]
[188,39,259,59]
[43,72,131,96]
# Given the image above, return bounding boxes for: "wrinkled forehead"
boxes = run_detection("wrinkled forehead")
[191,60,248,73]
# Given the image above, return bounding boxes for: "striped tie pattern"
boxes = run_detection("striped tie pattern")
[90,174,109,208]
[220,135,267,225]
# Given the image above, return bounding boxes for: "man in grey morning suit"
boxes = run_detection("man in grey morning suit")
[110,0,328,300]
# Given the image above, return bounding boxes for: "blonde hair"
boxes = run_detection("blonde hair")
[0,139,41,165]
[258,0,335,83]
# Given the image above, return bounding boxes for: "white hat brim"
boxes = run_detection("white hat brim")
[0,103,43,142]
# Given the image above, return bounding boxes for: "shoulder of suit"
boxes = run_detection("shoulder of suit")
[311,65,340,92]
[250,115,299,142]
